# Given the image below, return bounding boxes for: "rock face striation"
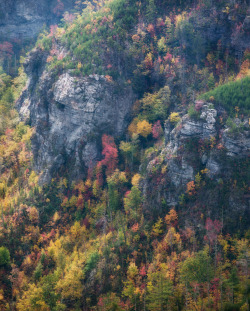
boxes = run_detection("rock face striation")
[0,0,74,40]
[18,48,136,183]
[142,103,249,230]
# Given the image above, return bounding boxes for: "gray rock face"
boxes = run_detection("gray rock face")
[18,48,136,183]
[167,159,194,188]
[0,0,74,40]
[206,156,220,177]
[142,104,250,217]
[222,129,250,157]
[243,16,250,32]
[180,105,217,139]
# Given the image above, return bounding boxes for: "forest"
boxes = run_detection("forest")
[0,0,249,310]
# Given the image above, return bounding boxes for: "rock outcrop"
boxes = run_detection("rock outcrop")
[18,48,136,183]
[142,103,249,230]
[222,128,250,157]
[0,0,74,40]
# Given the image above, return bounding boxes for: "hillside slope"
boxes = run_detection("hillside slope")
[0,0,249,310]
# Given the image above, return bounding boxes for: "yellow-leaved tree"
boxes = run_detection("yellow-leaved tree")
[136,120,152,138]
[55,252,85,302]
[132,174,141,187]
[16,284,50,311]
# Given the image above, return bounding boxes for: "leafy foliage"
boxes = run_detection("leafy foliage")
[0,0,249,310]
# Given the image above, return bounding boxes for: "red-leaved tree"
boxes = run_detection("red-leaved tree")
[204,218,222,246]
[0,42,13,58]
[99,134,118,176]
[152,120,163,139]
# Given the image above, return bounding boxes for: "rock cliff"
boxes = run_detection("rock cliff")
[142,103,249,231]
[0,0,74,40]
[18,48,136,183]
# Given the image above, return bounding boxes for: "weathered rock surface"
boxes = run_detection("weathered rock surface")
[18,48,136,183]
[222,129,250,157]
[180,106,217,139]
[0,0,74,40]
[142,104,249,229]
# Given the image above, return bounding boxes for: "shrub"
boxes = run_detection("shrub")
[139,86,171,122]
[169,112,181,123]
[226,118,243,135]
[188,104,200,120]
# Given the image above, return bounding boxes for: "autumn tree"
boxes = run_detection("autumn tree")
[119,134,139,170]
[204,218,223,259]
[97,293,123,311]
[16,283,51,311]
[227,267,239,304]
[99,134,118,176]
[152,120,163,139]
[140,86,171,122]
[53,0,64,16]
[165,209,178,227]
[136,120,152,138]
[56,253,85,308]
[123,262,141,310]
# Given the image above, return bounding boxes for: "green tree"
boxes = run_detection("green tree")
[227,267,239,304]
[0,246,10,267]
[180,250,214,308]
[147,269,173,311]
[180,250,213,286]
[124,186,142,221]
[207,73,215,89]
[33,262,43,282]
[146,0,157,23]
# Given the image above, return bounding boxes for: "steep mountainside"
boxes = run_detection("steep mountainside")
[17,0,250,182]
[0,0,249,310]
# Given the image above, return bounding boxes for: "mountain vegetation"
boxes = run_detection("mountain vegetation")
[0,0,249,310]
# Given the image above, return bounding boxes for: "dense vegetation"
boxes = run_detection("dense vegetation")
[200,76,250,116]
[0,0,249,310]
